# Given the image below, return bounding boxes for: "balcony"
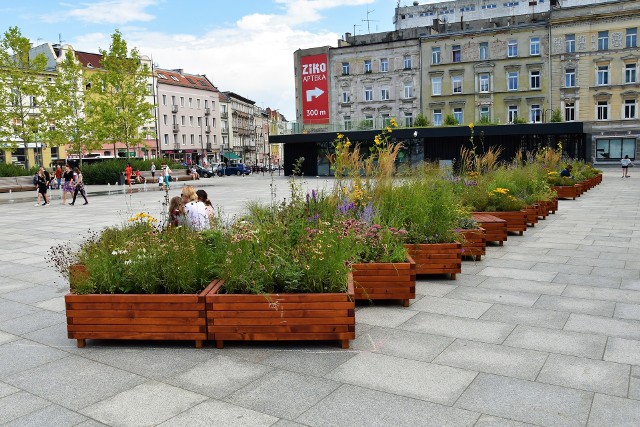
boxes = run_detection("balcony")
[171,105,178,113]
[172,124,179,133]
[204,107,210,115]
[220,112,228,119]
[221,127,229,134]
[205,125,211,133]
[173,144,180,150]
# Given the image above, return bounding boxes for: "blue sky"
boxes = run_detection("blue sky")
[0,0,406,120]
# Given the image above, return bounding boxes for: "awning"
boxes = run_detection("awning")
[222,152,241,160]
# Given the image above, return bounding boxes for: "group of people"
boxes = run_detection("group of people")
[168,186,214,231]
[35,164,88,207]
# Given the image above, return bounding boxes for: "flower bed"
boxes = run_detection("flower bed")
[205,279,355,349]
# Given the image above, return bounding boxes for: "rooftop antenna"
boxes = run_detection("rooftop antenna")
[353,23,361,36]
[362,8,378,33]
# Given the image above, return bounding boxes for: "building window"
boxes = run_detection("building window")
[530,37,540,56]
[479,42,488,60]
[597,65,609,85]
[380,88,390,100]
[565,69,576,87]
[596,101,609,120]
[624,99,637,119]
[433,109,443,126]
[432,47,441,64]
[171,95,176,106]
[204,100,209,108]
[452,76,463,93]
[565,102,575,121]
[197,99,201,109]
[403,55,412,69]
[190,134,195,145]
[182,134,186,145]
[479,74,490,92]
[342,91,350,103]
[508,71,519,90]
[344,115,352,130]
[404,112,413,127]
[530,70,541,89]
[163,134,169,145]
[380,58,389,72]
[452,45,461,62]
[453,107,463,123]
[432,77,442,95]
[596,137,636,160]
[189,116,194,126]
[181,116,185,126]
[598,31,609,50]
[508,106,518,123]
[382,114,391,127]
[565,34,575,53]
[625,63,637,83]
[364,60,372,73]
[163,114,167,125]
[342,62,349,75]
[197,117,202,127]
[508,40,518,57]
[480,106,490,121]
[188,98,193,108]
[404,83,413,98]
[364,86,373,101]
[364,115,374,129]
[530,104,542,123]
[627,28,637,48]
[180,96,185,107]
[162,94,167,105]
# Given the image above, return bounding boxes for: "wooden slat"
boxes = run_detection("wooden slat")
[351,263,411,271]
[209,325,352,333]
[68,331,205,340]
[208,302,354,311]
[212,332,355,341]
[65,294,199,303]
[66,302,201,311]
[207,309,351,318]
[66,309,203,318]
[352,275,414,283]
[69,317,205,325]
[210,317,354,326]
[68,324,205,333]
[206,293,349,303]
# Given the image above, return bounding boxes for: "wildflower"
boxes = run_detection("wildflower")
[469,123,475,129]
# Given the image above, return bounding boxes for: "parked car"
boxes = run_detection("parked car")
[194,164,213,178]
[217,163,251,176]
[210,162,226,173]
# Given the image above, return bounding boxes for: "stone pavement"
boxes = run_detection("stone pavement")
[0,170,639,426]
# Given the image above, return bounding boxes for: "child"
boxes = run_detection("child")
[168,196,185,227]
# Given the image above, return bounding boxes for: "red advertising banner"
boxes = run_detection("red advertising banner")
[300,54,329,124]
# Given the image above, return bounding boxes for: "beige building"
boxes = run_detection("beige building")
[550,0,640,162]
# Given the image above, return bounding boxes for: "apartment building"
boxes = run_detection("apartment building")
[156,68,221,165]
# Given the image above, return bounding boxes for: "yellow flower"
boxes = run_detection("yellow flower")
[469,123,475,129]
[337,133,344,140]
[385,127,392,133]
[389,118,398,127]
[374,135,381,145]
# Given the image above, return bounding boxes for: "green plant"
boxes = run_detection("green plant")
[414,113,431,127]
[444,114,459,126]
[50,213,217,294]
[512,116,528,124]
[0,162,37,177]
[550,108,563,122]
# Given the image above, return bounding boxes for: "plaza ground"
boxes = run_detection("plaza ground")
[0,170,639,426]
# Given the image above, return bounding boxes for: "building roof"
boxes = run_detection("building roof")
[74,51,104,69]
[156,68,217,92]
[222,91,255,105]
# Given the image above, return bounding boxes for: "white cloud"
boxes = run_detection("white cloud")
[45,0,157,25]
[68,0,377,120]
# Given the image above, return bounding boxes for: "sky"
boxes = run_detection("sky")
[0,0,414,121]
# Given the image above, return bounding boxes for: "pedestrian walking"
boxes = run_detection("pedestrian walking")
[35,167,51,206]
[69,167,88,205]
[150,163,156,180]
[55,165,62,189]
[125,163,133,188]
[162,164,172,188]
[621,155,634,178]
[61,164,75,205]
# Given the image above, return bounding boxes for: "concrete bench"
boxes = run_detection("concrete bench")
[134,170,199,185]
[0,176,37,193]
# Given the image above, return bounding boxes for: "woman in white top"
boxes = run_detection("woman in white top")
[181,186,210,231]
[621,155,634,178]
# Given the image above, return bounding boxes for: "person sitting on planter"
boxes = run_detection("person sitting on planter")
[181,186,209,231]
[560,164,573,178]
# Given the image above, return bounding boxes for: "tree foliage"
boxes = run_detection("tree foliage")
[0,26,51,169]
[86,30,154,158]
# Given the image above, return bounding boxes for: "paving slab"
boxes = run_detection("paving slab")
[432,339,547,381]
[0,339,69,377]
[536,353,630,397]
[5,403,88,427]
[409,295,492,319]
[603,337,640,366]
[478,276,566,296]
[354,305,418,328]
[455,373,593,427]
[503,325,607,359]
[445,286,540,307]
[474,415,537,427]
[414,282,457,297]
[614,302,640,321]
[564,313,640,340]
[629,366,640,400]
[0,392,51,425]
[399,312,515,344]
[296,384,479,427]
[326,352,477,405]
[587,394,640,427]
[476,266,557,282]
[80,381,208,427]
[533,295,616,317]
[157,399,278,427]
[562,285,640,304]
[480,304,570,329]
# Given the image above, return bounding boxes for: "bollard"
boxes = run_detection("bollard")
[8,189,14,203]
[107,183,111,194]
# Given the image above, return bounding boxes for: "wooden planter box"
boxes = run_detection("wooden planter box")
[65,281,216,348]
[595,173,603,184]
[471,213,508,246]
[459,228,486,261]
[523,205,539,227]
[536,202,548,220]
[351,255,416,307]
[575,182,585,196]
[549,197,558,214]
[404,243,462,279]
[205,279,355,349]
[552,185,577,200]
[473,211,527,236]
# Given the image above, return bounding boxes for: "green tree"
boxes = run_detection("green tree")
[550,108,563,123]
[0,26,51,169]
[86,30,154,159]
[443,114,459,126]
[44,50,101,167]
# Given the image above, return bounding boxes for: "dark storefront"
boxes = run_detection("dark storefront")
[270,123,589,176]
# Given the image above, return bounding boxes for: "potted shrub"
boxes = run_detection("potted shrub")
[53,213,218,348]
